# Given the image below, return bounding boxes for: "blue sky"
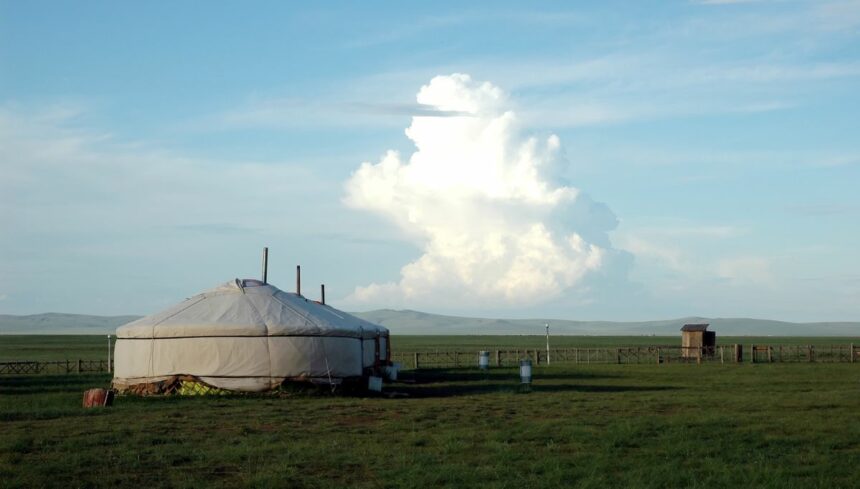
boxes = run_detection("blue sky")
[1,1,858,321]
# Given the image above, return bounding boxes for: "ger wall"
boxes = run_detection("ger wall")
[114,336,370,391]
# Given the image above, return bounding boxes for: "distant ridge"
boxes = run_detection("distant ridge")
[2,310,859,336]
[0,313,141,334]
[350,309,860,336]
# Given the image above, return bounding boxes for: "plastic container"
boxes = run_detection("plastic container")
[367,376,383,392]
[478,351,490,370]
[519,359,532,384]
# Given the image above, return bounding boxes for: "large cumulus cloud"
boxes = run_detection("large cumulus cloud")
[344,74,626,308]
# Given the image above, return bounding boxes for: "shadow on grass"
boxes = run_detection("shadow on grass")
[388,368,676,398]
[1,370,673,403]
[0,374,111,395]
[391,382,676,398]
[404,368,620,384]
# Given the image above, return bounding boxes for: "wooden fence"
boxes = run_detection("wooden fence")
[0,359,112,375]
[1,344,858,375]
[391,344,860,369]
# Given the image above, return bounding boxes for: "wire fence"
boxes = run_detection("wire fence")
[390,344,860,369]
[1,344,857,375]
[0,359,112,375]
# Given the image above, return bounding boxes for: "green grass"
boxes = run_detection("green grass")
[2,364,860,487]
[2,335,859,362]
[0,335,112,361]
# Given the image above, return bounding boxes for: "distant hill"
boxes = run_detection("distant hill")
[0,313,141,334]
[351,310,860,336]
[2,310,859,336]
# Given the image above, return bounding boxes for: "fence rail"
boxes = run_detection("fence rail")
[391,343,860,369]
[1,344,858,375]
[0,359,112,375]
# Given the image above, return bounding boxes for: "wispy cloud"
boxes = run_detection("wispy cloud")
[717,256,774,285]
[0,104,331,240]
[200,50,858,132]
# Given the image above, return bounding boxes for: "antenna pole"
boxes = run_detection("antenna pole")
[296,265,301,296]
[321,284,326,305]
[545,323,550,365]
[261,247,269,284]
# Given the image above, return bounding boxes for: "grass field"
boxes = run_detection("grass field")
[3,362,860,487]
[3,334,860,362]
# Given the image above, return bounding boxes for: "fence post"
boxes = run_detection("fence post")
[767,347,773,363]
[720,346,724,364]
[76,359,81,374]
[413,352,419,369]
[749,345,755,364]
[851,344,855,364]
[616,348,621,364]
[496,350,501,367]
[535,350,540,366]
[656,348,660,365]
[575,348,579,364]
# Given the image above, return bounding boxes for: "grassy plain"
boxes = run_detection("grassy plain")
[2,363,860,487]
[3,334,860,362]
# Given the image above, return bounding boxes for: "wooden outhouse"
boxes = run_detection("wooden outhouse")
[680,323,715,359]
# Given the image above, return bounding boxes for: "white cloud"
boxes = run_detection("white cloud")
[343,74,624,308]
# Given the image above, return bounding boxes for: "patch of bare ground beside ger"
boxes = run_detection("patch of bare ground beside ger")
[2,364,860,488]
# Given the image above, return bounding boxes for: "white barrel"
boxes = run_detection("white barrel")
[478,351,490,370]
[519,359,532,384]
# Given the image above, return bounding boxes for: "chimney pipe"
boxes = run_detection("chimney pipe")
[321,284,325,305]
[296,265,301,296]
[261,247,268,284]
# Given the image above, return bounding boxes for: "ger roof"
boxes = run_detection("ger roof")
[680,323,710,332]
[117,279,387,339]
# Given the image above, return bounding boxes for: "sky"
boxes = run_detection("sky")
[1,1,859,321]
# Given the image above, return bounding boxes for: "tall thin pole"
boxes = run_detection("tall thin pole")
[321,284,326,305]
[545,323,550,365]
[261,247,268,284]
[107,334,111,373]
[296,265,301,296]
